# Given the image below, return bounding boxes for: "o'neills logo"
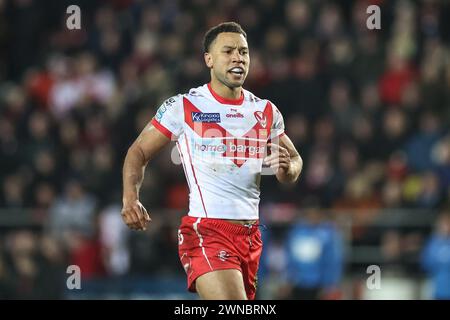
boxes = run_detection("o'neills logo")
[226,112,244,118]
[194,141,265,157]
[254,111,267,128]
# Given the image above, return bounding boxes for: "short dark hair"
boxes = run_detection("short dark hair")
[203,22,247,53]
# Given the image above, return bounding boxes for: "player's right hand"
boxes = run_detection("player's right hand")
[121,200,151,231]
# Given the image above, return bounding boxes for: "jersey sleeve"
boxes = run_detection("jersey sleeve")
[270,102,285,140]
[150,95,184,141]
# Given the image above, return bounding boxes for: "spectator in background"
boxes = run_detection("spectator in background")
[432,134,450,193]
[48,179,97,240]
[99,204,130,276]
[405,111,444,172]
[283,207,344,299]
[1,174,26,208]
[257,224,288,299]
[421,210,450,300]
[0,116,20,179]
[0,247,14,299]
[5,230,40,299]
[35,235,66,299]
[416,171,442,209]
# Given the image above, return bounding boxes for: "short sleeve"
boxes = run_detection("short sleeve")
[270,102,285,140]
[150,95,184,141]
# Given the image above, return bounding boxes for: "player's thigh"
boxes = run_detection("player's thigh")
[195,269,247,300]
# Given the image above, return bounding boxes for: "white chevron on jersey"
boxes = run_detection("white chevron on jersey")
[151,83,285,220]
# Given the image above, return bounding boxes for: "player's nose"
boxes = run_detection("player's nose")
[231,51,245,64]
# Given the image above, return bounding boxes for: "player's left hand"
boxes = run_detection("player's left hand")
[263,143,291,173]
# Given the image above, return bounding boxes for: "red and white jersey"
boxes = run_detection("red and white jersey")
[150,83,285,220]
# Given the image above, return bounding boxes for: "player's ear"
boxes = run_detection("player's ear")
[204,52,213,68]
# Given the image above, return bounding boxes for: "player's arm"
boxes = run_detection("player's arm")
[121,123,171,230]
[264,134,303,184]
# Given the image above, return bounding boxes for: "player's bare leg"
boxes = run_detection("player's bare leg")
[195,269,247,300]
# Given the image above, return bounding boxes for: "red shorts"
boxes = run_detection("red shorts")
[178,215,263,300]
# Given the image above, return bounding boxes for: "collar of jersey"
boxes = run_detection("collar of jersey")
[207,83,244,106]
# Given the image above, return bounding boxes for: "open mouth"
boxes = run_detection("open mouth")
[228,67,244,76]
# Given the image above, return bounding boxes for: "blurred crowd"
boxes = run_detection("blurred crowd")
[0,0,449,298]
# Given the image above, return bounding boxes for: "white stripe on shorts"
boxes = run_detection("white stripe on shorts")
[193,217,213,271]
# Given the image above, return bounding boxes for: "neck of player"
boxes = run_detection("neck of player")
[210,78,242,100]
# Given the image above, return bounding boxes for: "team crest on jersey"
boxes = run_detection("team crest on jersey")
[254,111,267,128]
[217,250,229,262]
[192,112,221,123]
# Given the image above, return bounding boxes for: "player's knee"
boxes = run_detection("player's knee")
[197,286,247,300]
[195,271,247,300]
